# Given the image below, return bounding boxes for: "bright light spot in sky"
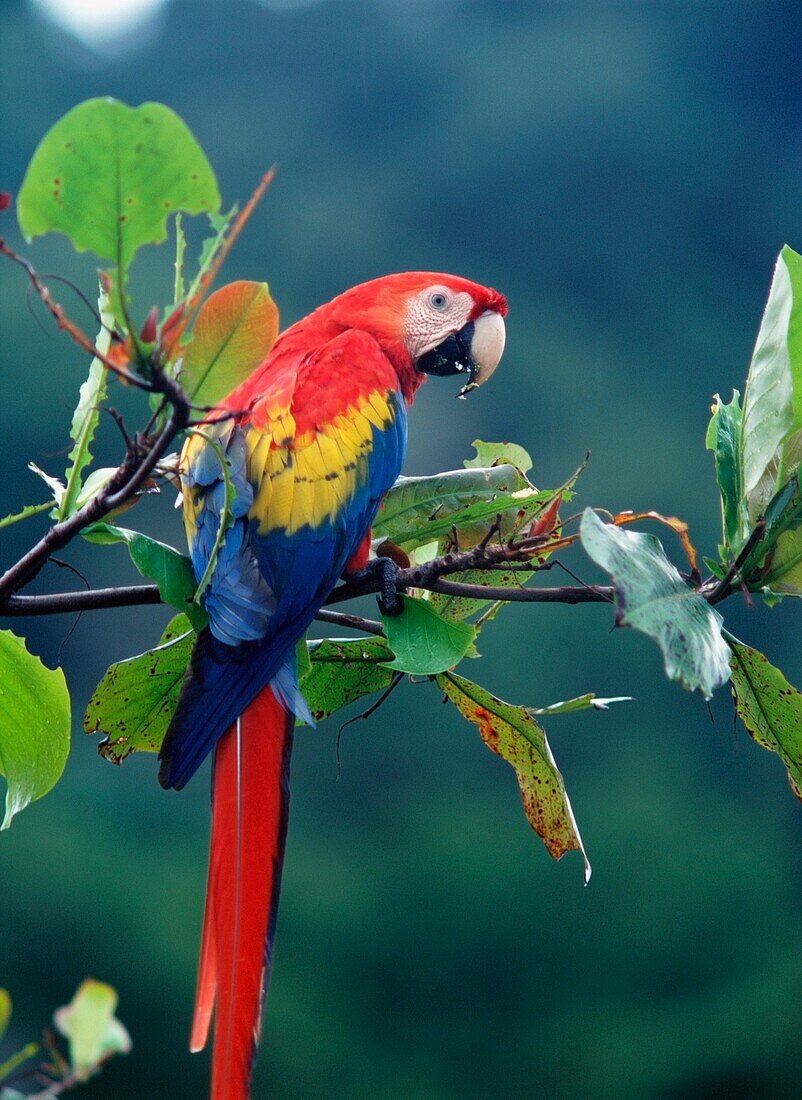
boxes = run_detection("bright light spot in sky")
[32,0,167,48]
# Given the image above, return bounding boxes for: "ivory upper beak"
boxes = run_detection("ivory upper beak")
[470,310,506,386]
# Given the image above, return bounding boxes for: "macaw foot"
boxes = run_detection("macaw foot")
[351,556,404,617]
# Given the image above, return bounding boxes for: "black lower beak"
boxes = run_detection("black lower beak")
[416,321,476,383]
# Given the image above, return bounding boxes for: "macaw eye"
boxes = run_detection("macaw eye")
[428,291,449,311]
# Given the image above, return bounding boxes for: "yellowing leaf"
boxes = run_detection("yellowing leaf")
[180,280,279,407]
[438,671,590,882]
[729,640,802,801]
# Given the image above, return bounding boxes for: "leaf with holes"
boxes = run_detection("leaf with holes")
[84,615,194,762]
[180,280,279,407]
[300,637,396,724]
[382,596,475,675]
[17,98,220,292]
[580,508,731,698]
[729,640,802,801]
[0,630,70,828]
[438,671,590,882]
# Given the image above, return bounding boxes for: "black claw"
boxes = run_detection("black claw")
[377,557,404,617]
[351,556,404,616]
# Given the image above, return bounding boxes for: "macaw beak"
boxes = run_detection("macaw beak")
[416,310,506,397]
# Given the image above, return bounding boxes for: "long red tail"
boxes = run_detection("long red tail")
[190,687,294,1100]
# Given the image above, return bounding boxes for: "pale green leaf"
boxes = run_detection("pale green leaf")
[54,979,131,1082]
[580,509,731,698]
[741,246,802,524]
[0,631,70,828]
[706,389,745,551]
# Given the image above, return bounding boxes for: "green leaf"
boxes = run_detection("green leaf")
[374,465,546,550]
[0,501,53,531]
[0,989,10,1042]
[54,979,131,1082]
[437,671,590,882]
[181,280,279,407]
[301,637,396,723]
[729,640,802,801]
[0,1042,39,1087]
[84,615,194,762]
[17,97,220,291]
[706,389,745,551]
[580,509,731,698]
[530,693,632,716]
[464,439,533,473]
[82,523,206,631]
[0,630,70,828]
[58,286,113,519]
[741,245,802,525]
[382,596,475,674]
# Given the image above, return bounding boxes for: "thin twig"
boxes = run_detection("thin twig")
[0,240,151,390]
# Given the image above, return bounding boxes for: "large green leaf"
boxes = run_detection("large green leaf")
[54,979,131,1083]
[0,631,70,828]
[82,522,206,631]
[58,286,112,519]
[382,596,475,674]
[17,98,219,281]
[374,465,546,550]
[84,615,194,762]
[729,640,802,801]
[741,245,802,525]
[438,671,590,882]
[301,637,396,723]
[180,280,279,407]
[580,509,730,698]
[706,389,745,552]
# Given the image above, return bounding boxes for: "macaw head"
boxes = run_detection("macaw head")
[324,271,507,400]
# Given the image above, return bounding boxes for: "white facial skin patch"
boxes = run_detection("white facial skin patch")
[404,286,474,359]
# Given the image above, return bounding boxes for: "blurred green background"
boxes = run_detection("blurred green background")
[1,1,801,1096]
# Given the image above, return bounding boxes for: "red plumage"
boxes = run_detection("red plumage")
[164,272,507,1099]
[191,689,292,1099]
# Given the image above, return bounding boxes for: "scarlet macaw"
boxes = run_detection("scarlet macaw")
[158,272,507,1098]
